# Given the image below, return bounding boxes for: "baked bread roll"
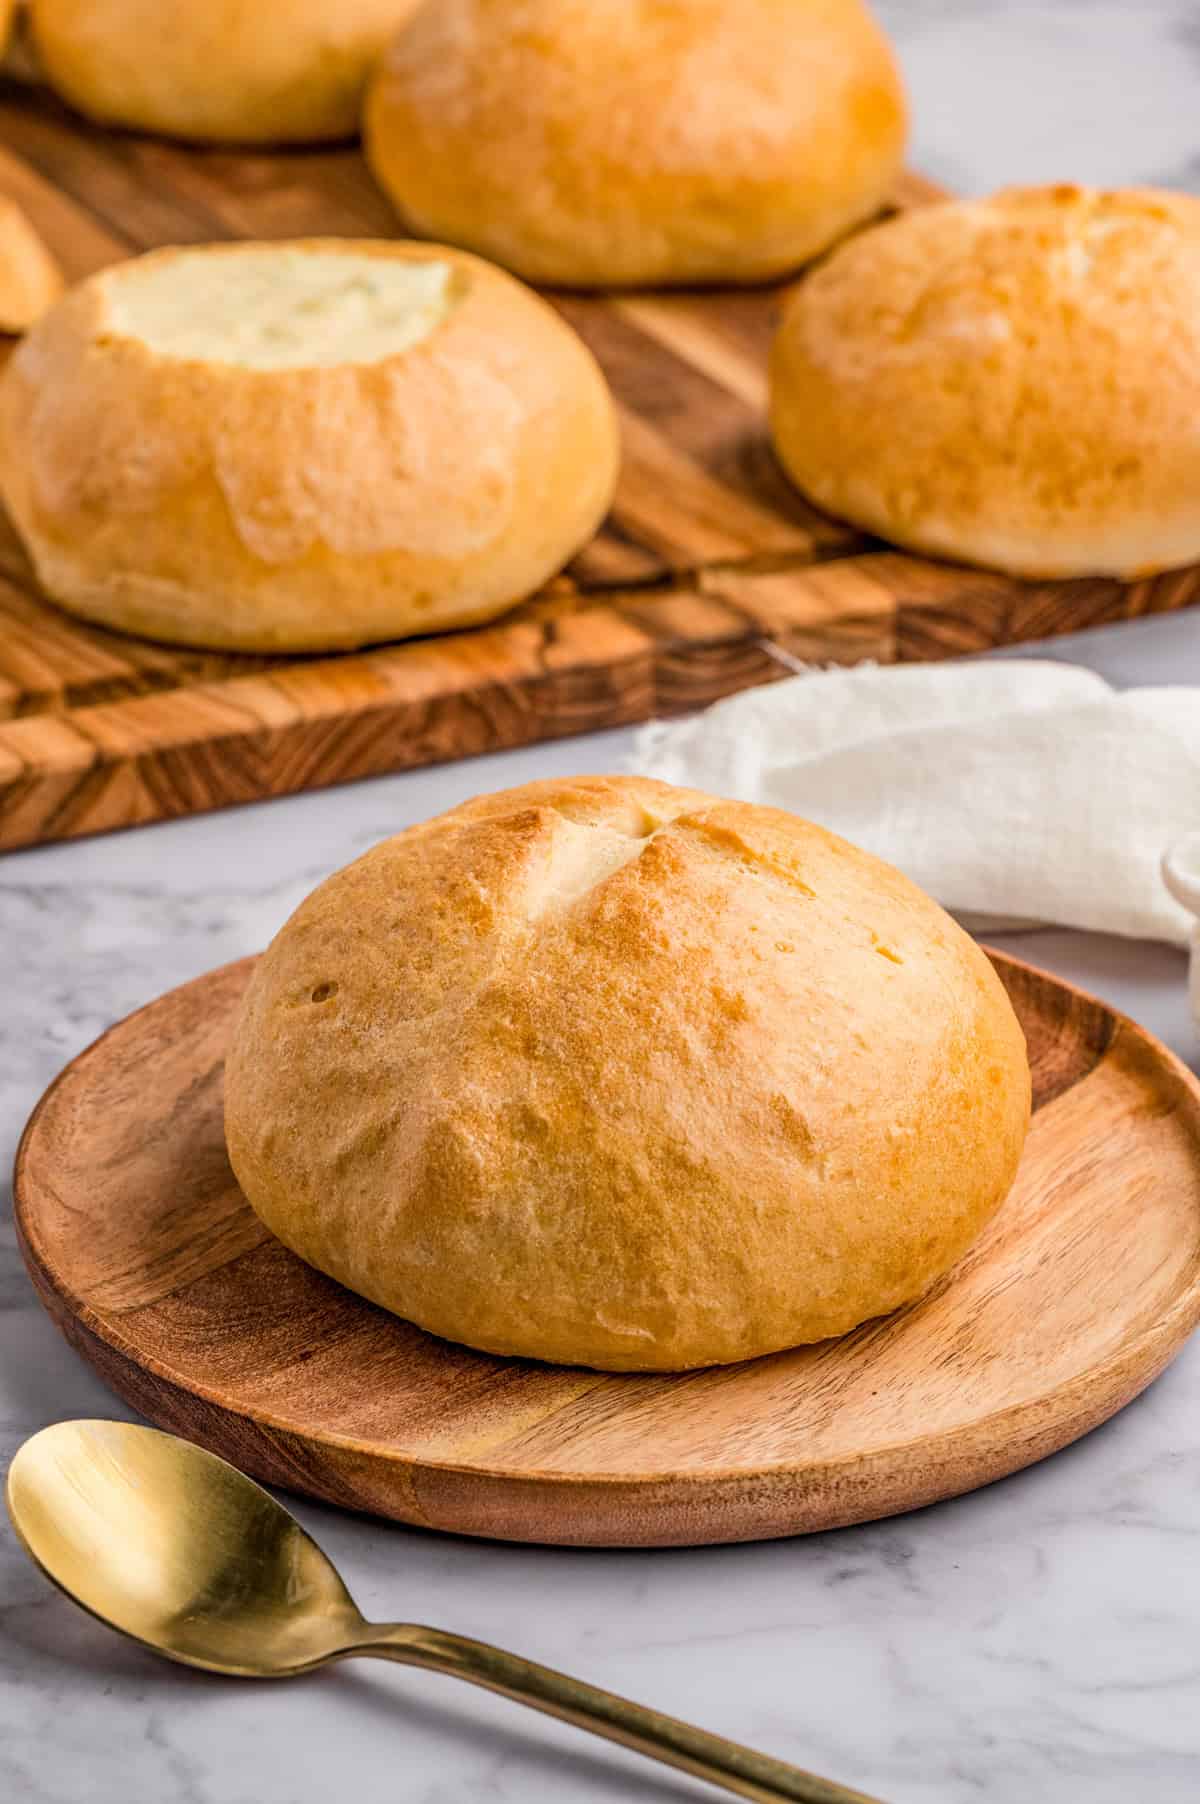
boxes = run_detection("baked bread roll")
[771,183,1200,579]
[225,775,1031,1372]
[0,194,63,333]
[365,0,908,288]
[28,0,420,144]
[0,240,618,652]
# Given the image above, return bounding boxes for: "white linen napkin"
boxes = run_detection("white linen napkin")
[632,659,1200,1018]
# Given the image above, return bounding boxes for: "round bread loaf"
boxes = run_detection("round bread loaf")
[224,775,1031,1372]
[0,240,619,651]
[28,0,420,144]
[365,0,907,288]
[0,194,63,333]
[770,183,1200,579]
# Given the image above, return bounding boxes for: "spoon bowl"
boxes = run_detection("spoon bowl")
[7,1419,884,1804]
[7,1419,360,1675]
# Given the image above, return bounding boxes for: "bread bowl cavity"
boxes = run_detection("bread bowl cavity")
[104,248,456,370]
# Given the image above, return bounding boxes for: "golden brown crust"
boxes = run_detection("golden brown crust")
[365,0,908,289]
[224,775,1031,1372]
[0,239,620,651]
[771,183,1200,579]
[29,0,420,144]
[0,0,15,60]
[0,193,63,333]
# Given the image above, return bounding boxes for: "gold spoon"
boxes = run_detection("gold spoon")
[7,1419,885,1804]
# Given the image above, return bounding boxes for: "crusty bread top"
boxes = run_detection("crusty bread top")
[770,183,1200,579]
[366,0,907,287]
[224,775,1031,1371]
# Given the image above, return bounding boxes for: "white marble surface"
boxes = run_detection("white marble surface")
[5,6,1200,1802]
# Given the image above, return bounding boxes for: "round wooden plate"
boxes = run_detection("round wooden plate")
[15,953,1200,1547]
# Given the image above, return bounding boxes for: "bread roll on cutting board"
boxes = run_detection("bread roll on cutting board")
[366,0,908,288]
[0,194,63,333]
[28,0,421,143]
[0,240,619,651]
[771,183,1200,579]
[225,776,1031,1373]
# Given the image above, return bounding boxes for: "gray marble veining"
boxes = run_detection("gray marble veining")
[5,5,1200,1801]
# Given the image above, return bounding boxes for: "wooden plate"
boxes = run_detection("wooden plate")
[15,953,1200,1547]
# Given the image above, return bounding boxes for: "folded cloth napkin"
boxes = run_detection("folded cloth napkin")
[632,660,1200,993]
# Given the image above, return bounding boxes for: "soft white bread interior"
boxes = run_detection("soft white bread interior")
[104,247,457,369]
[0,239,620,651]
[771,183,1200,579]
[224,775,1032,1372]
[366,0,908,288]
[28,0,421,144]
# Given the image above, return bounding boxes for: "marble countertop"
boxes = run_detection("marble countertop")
[5,5,1200,1802]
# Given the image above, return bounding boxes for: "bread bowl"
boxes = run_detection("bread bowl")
[0,193,63,333]
[29,0,421,143]
[225,775,1031,1372]
[0,239,619,651]
[771,183,1200,579]
[366,0,908,288]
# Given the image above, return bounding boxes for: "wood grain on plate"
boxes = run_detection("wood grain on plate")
[15,951,1200,1547]
[2,90,1200,850]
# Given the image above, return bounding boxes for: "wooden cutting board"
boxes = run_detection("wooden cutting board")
[15,951,1200,1547]
[3,90,1200,853]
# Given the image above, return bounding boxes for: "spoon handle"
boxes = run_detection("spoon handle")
[350,1622,885,1804]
